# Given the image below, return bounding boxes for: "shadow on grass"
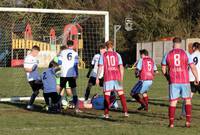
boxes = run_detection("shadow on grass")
[0,101,119,122]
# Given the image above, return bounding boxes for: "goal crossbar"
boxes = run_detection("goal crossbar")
[0,7,109,41]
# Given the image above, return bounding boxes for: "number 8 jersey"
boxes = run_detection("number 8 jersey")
[162,48,193,84]
[189,50,200,82]
[99,51,122,82]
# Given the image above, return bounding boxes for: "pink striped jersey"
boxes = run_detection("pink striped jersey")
[136,56,157,80]
[99,51,123,82]
[161,48,193,84]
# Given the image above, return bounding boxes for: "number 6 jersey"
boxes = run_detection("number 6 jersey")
[58,48,79,77]
[189,50,200,82]
[161,48,193,84]
[99,51,122,82]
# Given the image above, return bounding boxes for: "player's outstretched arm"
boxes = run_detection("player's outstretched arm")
[96,65,103,85]
[190,64,199,85]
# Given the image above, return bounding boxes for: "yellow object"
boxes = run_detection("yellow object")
[12,38,60,51]
[78,39,83,49]
[78,58,85,69]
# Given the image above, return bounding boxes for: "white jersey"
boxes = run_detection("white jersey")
[189,51,200,81]
[59,49,79,77]
[24,54,40,81]
[90,54,103,78]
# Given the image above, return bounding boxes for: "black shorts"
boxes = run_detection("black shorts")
[43,92,61,105]
[60,77,76,89]
[89,77,104,87]
[29,80,43,92]
[190,82,200,94]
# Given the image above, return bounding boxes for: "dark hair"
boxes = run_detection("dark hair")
[173,37,182,43]
[99,43,106,49]
[139,49,148,56]
[192,42,200,50]
[32,45,40,51]
[60,45,67,51]
[48,60,59,68]
[67,40,74,47]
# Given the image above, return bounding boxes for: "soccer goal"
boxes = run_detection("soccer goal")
[0,7,109,102]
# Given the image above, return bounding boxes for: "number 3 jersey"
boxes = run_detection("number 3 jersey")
[99,51,122,82]
[162,48,193,84]
[58,49,79,77]
[189,51,200,82]
[136,56,157,80]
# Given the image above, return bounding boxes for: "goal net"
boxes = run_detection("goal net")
[0,8,109,101]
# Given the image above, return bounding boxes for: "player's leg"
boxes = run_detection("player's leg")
[51,92,62,111]
[56,77,61,93]
[104,91,111,118]
[181,84,192,128]
[27,80,42,110]
[59,77,67,101]
[117,91,128,116]
[84,77,95,100]
[168,84,180,128]
[130,81,145,110]
[66,83,73,102]
[115,81,128,116]
[142,93,148,111]
[68,77,79,112]
[141,80,153,112]
[103,81,114,118]
[43,93,50,106]
[169,100,178,128]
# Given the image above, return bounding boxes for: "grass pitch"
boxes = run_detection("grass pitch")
[0,68,200,135]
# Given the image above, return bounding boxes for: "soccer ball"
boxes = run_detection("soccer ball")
[61,99,69,110]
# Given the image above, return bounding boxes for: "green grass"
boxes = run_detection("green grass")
[0,68,200,135]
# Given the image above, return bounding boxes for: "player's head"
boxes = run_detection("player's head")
[58,45,67,54]
[105,41,113,50]
[99,43,106,54]
[139,49,148,58]
[60,45,67,51]
[31,45,40,57]
[192,42,200,52]
[172,37,182,49]
[67,40,74,48]
[48,60,59,68]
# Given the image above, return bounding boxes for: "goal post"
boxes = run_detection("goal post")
[0,7,109,42]
[0,7,109,101]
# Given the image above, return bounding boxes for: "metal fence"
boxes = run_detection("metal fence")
[136,38,200,64]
